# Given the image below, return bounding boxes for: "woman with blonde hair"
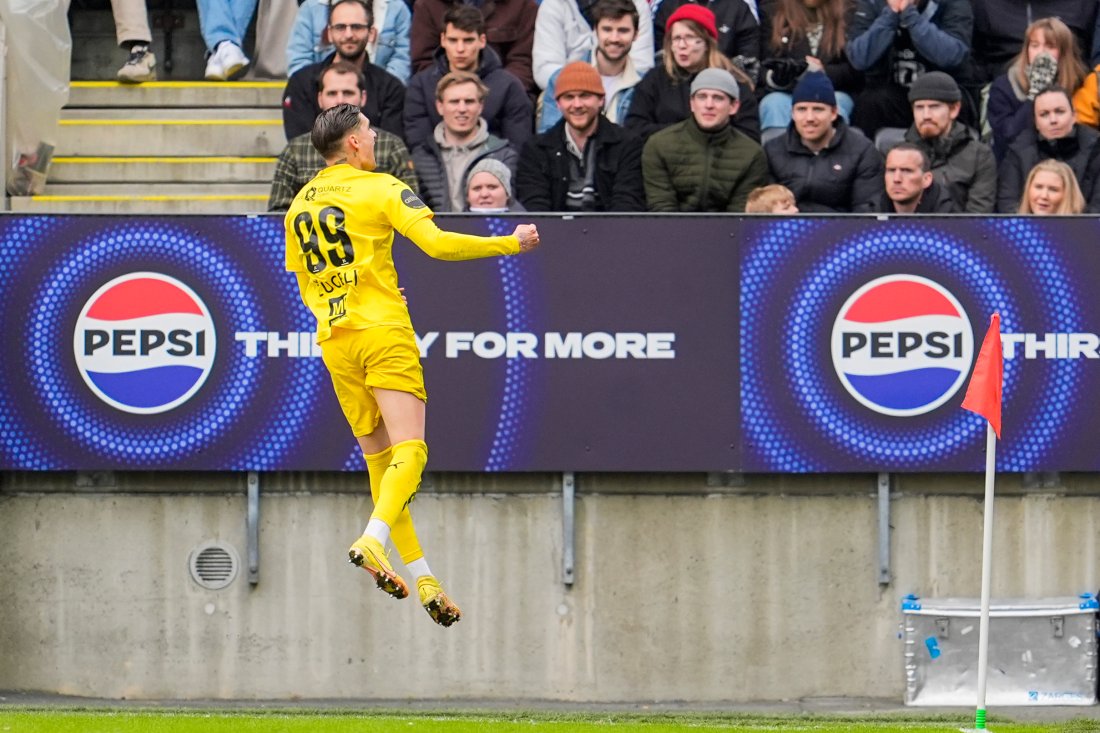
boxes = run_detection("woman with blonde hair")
[625,4,759,141]
[987,17,1087,161]
[1018,159,1085,214]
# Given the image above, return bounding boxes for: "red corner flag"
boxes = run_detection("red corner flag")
[961,313,1003,439]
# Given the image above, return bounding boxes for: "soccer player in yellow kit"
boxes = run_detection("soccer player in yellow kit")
[285,103,540,626]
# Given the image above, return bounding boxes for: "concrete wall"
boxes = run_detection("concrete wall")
[1,471,1097,701]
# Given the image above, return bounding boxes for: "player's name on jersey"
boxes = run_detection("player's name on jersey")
[234,331,676,360]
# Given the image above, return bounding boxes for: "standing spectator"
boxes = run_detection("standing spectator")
[764,71,884,211]
[652,0,761,70]
[198,0,255,80]
[268,62,418,212]
[286,0,413,82]
[411,71,519,211]
[466,158,526,211]
[903,71,996,213]
[997,86,1100,212]
[410,0,539,94]
[517,61,646,211]
[532,0,653,92]
[539,0,647,131]
[405,5,532,150]
[111,0,156,82]
[845,0,974,139]
[1018,159,1086,214]
[877,141,957,212]
[970,0,1097,85]
[626,5,760,141]
[757,0,860,132]
[283,0,407,140]
[642,68,768,211]
[989,18,1087,161]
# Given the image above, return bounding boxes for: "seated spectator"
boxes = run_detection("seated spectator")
[282,0,407,140]
[411,0,539,94]
[538,0,646,131]
[642,68,768,211]
[111,0,157,82]
[516,62,646,211]
[411,71,518,212]
[845,0,974,140]
[997,86,1100,212]
[765,71,884,211]
[465,158,525,211]
[745,183,799,212]
[757,0,860,131]
[970,0,1097,85]
[653,0,761,73]
[1018,159,1086,214]
[286,0,413,82]
[532,0,653,93]
[268,62,418,211]
[405,6,532,150]
[903,72,996,212]
[877,141,957,212]
[198,0,255,80]
[626,5,760,141]
[989,17,1087,161]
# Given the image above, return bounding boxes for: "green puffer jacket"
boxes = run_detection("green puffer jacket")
[642,117,768,212]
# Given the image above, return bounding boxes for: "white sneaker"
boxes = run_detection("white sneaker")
[204,42,249,81]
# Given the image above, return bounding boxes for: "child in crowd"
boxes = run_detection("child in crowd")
[745,184,799,213]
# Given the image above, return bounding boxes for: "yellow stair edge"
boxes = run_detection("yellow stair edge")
[60,119,282,126]
[53,156,277,164]
[71,81,286,89]
[32,195,269,202]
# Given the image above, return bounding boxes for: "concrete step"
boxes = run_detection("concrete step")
[69,81,285,109]
[49,155,277,183]
[56,111,286,156]
[11,182,270,214]
[70,9,210,82]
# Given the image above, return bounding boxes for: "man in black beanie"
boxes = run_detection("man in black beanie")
[902,71,997,213]
[764,71,885,212]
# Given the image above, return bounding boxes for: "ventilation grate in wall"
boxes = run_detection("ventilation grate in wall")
[188,542,239,590]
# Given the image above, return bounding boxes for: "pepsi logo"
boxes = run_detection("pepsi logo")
[72,273,217,414]
[831,275,973,416]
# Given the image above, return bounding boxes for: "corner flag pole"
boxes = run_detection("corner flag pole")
[960,313,1003,732]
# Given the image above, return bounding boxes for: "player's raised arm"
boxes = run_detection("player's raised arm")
[403,217,541,261]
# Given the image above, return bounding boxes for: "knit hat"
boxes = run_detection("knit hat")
[791,71,836,106]
[666,4,718,41]
[465,157,513,200]
[554,61,604,99]
[907,71,961,103]
[690,67,740,101]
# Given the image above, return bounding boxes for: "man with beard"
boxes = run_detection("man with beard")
[517,61,645,211]
[877,142,956,212]
[901,71,996,213]
[764,71,884,211]
[538,0,646,132]
[642,67,767,211]
[282,0,406,140]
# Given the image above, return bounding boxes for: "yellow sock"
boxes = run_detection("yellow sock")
[364,442,426,564]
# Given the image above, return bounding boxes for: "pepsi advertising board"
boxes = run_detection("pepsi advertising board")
[2,214,1099,473]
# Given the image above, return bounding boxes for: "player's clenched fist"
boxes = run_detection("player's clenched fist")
[513,224,541,252]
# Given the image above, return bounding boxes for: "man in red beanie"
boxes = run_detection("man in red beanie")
[516,61,646,211]
[655,0,761,70]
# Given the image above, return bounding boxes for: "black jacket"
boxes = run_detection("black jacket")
[282,52,406,140]
[404,46,533,151]
[997,125,1100,213]
[516,116,646,212]
[624,65,760,142]
[757,0,862,96]
[764,121,884,212]
[875,179,958,212]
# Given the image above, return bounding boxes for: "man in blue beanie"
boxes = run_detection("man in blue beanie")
[763,71,885,212]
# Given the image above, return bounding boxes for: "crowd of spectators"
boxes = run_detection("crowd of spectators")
[102,0,1100,216]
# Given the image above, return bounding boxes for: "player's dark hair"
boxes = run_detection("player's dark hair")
[592,0,638,29]
[329,0,374,29]
[318,60,368,95]
[442,4,485,35]
[888,141,931,172]
[312,103,362,159]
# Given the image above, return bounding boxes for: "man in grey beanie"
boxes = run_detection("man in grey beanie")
[903,71,997,213]
[642,67,767,211]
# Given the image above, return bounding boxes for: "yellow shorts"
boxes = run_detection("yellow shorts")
[320,325,427,437]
